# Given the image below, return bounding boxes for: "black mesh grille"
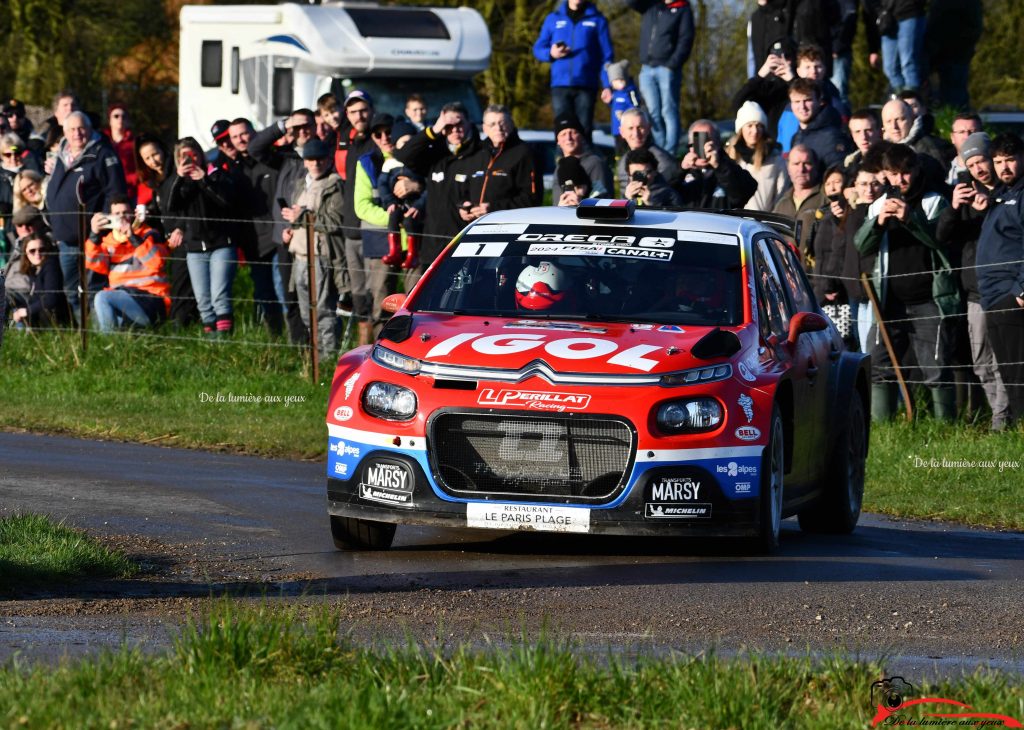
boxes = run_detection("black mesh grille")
[431,413,633,501]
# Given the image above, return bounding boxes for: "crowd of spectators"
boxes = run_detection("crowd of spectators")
[1,0,1020,430]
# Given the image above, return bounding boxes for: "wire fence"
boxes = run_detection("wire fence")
[5,209,1024,401]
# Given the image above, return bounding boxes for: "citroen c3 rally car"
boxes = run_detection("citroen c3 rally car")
[325,200,870,552]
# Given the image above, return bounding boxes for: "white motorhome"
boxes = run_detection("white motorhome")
[178,2,490,148]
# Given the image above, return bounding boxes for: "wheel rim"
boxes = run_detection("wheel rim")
[847,401,867,515]
[769,416,784,539]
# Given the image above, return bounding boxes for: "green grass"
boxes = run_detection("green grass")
[864,419,1023,530]
[0,513,138,589]
[2,331,1022,530]
[1,602,1021,729]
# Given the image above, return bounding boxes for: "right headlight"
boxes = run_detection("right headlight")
[656,398,723,434]
[362,381,418,421]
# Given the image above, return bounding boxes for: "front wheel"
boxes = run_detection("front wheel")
[798,394,867,534]
[757,404,785,553]
[330,515,396,550]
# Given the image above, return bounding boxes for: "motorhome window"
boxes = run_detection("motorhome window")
[201,41,223,87]
[273,68,293,116]
[230,47,240,94]
[330,77,482,124]
[345,8,449,39]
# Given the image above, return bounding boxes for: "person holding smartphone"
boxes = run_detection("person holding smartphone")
[936,132,1010,431]
[678,119,757,210]
[623,148,681,208]
[532,0,614,140]
[855,144,958,422]
[164,137,238,337]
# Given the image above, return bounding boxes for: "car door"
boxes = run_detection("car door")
[766,236,835,485]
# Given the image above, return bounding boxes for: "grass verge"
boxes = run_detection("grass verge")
[1,331,1022,530]
[0,513,138,589]
[1,602,1021,729]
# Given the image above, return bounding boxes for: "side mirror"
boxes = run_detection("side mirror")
[381,293,406,314]
[787,311,828,343]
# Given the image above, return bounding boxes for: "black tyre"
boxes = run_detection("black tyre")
[757,404,785,553]
[330,515,397,550]
[798,394,867,534]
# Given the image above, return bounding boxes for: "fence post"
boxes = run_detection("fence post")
[75,178,88,353]
[305,209,319,383]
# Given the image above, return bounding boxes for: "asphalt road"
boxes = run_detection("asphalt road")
[1,431,1021,678]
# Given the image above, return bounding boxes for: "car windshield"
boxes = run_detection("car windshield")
[409,223,744,327]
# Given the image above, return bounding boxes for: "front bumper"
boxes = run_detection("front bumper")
[326,428,765,537]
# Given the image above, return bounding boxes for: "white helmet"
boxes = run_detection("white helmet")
[515,261,570,311]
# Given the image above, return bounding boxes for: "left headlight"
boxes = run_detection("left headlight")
[656,398,723,434]
[372,345,421,375]
[362,381,418,421]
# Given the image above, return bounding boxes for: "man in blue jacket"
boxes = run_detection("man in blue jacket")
[44,110,126,324]
[976,133,1024,426]
[626,0,695,155]
[533,0,614,140]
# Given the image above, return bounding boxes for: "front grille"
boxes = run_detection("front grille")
[430,412,634,502]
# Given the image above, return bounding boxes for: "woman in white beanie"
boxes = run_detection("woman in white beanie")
[725,100,788,212]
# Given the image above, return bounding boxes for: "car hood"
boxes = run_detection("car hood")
[380,314,753,378]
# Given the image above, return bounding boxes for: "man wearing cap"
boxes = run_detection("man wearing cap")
[554,113,612,200]
[351,113,410,340]
[627,0,695,156]
[249,107,319,344]
[461,105,541,223]
[945,112,983,187]
[280,138,344,358]
[533,0,615,140]
[936,132,1009,430]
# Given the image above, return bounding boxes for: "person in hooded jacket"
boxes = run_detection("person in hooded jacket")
[460,105,542,225]
[44,111,126,324]
[532,0,614,140]
[393,103,483,268]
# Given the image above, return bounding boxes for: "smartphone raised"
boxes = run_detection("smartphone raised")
[276,197,289,210]
[693,130,710,160]
[956,170,974,187]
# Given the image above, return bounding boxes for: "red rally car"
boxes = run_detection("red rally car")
[325,200,870,552]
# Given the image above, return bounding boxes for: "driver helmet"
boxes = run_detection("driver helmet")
[515,260,570,310]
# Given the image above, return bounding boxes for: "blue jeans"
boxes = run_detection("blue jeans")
[830,53,852,106]
[881,16,926,91]
[93,289,154,332]
[638,64,682,154]
[551,86,597,140]
[186,247,237,324]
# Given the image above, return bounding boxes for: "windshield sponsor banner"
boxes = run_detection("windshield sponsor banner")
[503,320,607,333]
[466,502,591,533]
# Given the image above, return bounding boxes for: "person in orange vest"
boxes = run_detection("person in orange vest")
[85,193,170,331]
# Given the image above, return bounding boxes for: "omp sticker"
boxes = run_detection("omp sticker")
[466,503,590,533]
[464,223,529,235]
[478,388,591,411]
[452,240,507,257]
